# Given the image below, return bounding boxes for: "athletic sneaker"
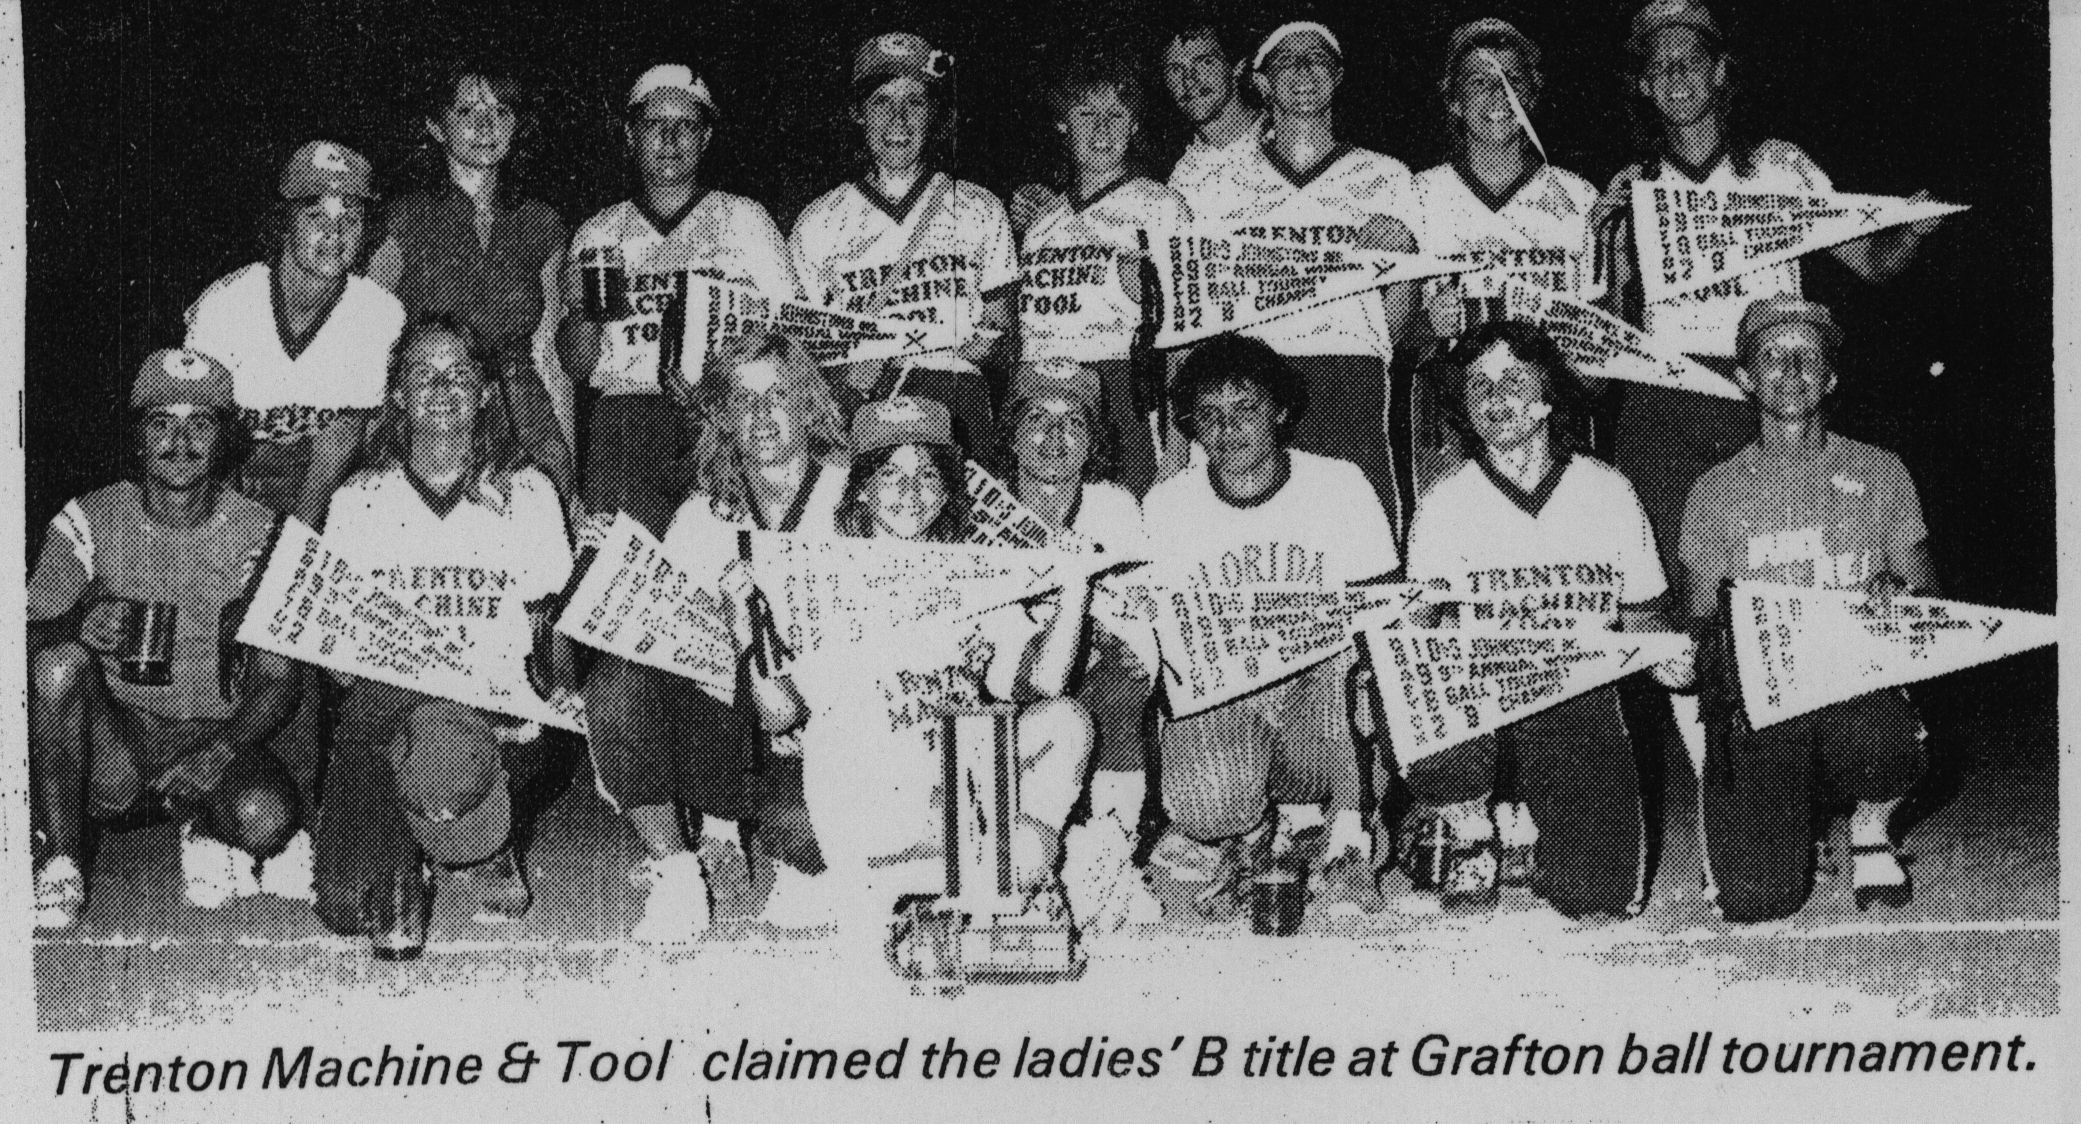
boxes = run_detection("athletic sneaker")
[632,851,712,943]
[35,856,85,931]
[463,847,533,925]
[1062,815,1161,936]
[1440,845,1500,914]
[259,830,315,901]
[758,864,837,933]
[181,824,260,909]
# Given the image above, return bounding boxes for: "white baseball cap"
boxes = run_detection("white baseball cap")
[627,64,718,121]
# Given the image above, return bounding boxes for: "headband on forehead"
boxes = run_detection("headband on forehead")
[1254,21,1342,70]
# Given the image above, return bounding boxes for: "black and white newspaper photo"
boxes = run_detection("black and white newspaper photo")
[0,0,2071,1120]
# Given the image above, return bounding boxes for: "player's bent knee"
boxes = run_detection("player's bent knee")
[86,774,143,820]
[32,642,97,703]
[1019,698,1094,769]
[224,784,298,858]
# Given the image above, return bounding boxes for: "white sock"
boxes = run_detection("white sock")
[1849,799,1901,849]
[701,816,742,852]
[1494,802,1538,849]
[1671,693,1707,777]
[1090,772,1144,827]
[1441,799,1495,844]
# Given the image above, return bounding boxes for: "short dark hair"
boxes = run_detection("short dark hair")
[1441,320,1591,455]
[1043,50,1152,189]
[837,441,973,542]
[1169,334,1306,443]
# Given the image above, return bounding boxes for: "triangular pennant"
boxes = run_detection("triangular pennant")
[1428,559,1641,630]
[237,519,586,732]
[1502,278,1745,399]
[1632,183,1967,303]
[683,275,959,373]
[1491,55,1546,166]
[962,462,1100,553]
[1152,227,1478,347]
[1130,546,1423,716]
[743,531,1087,657]
[553,514,737,703]
[1357,626,1687,763]
[1449,248,1593,302]
[1727,581,2058,728]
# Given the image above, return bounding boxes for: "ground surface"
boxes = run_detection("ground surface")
[35,653,2058,1033]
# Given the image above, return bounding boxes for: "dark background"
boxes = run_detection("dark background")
[23,0,2052,615]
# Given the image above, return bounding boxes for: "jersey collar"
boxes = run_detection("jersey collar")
[854,171,939,225]
[1071,172,1134,213]
[1209,449,1292,510]
[402,460,475,518]
[1476,448,1572,518]
[1452,153,1544,213]
[269,264,349,362]
[1660,145,1728,184]
[636,188,711,238]
[743,461,824,533]
[1260,138,1353,191]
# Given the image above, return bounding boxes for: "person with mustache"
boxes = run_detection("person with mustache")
[1160,19,1263,208]
[789,32,1018,465]
[29,350,306,930]
[185,141,405,531]
[1394,322,1689,916]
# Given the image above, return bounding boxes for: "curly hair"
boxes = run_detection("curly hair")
[1168,333,1306,444]
[351,313,530,508]
[688,330,850,522]
[1441,320,1591,456]
[835,441,972,542]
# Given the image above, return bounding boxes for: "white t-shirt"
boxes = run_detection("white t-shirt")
[326,464,572,695]
[1167,120,1263,207]
[661,458,850,584]
[185,263,405,445]
[567,192,802,397]
[1018,176,1193,363]
[1638,140,1833,358]
[790,173,1020,349]
[1172,140,1417,359]
[1408,454,1665,630]
[1143,449,1399,587]
[1059,479,1145,557]
[1414,161,1598,303]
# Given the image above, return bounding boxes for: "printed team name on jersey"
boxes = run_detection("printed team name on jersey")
[1018,244,1119,317]
[612,266,727,348]
[1459,562,1621,630]
[1184,541,1326,589]
[1742,525,1875,588]
[245,405,350,444]
[1229,223,1360,246]
[830,254,975,321]
[369,564,515,620]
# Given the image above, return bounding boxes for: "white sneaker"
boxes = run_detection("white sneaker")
[181,825,260,909]
[758,864,836,932]
[35,856,85,931]
[632,851,712,943]
[1063,815,1160,936]
[259,830,315,901]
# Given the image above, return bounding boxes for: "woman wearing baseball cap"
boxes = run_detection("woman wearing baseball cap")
[718,395,1101,952]
[789,32,1018,469]
[186,140,405,531]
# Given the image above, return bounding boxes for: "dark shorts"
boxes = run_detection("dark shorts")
[583,393,692,535]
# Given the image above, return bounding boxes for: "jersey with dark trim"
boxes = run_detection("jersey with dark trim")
[1017,176,1193,363]
[789,173,1019,345]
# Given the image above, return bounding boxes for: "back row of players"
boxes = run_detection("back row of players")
[29,2,1946,957]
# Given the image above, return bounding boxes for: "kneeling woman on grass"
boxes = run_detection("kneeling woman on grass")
[312,314,577,958]
[723,396,1100,944]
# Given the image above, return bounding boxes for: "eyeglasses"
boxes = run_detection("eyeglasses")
[1263,52,1341,76]
[634,116,706,141]
[1644,52,1715,81]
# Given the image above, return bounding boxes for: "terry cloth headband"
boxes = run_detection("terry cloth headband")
[1254,22,1343,71]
